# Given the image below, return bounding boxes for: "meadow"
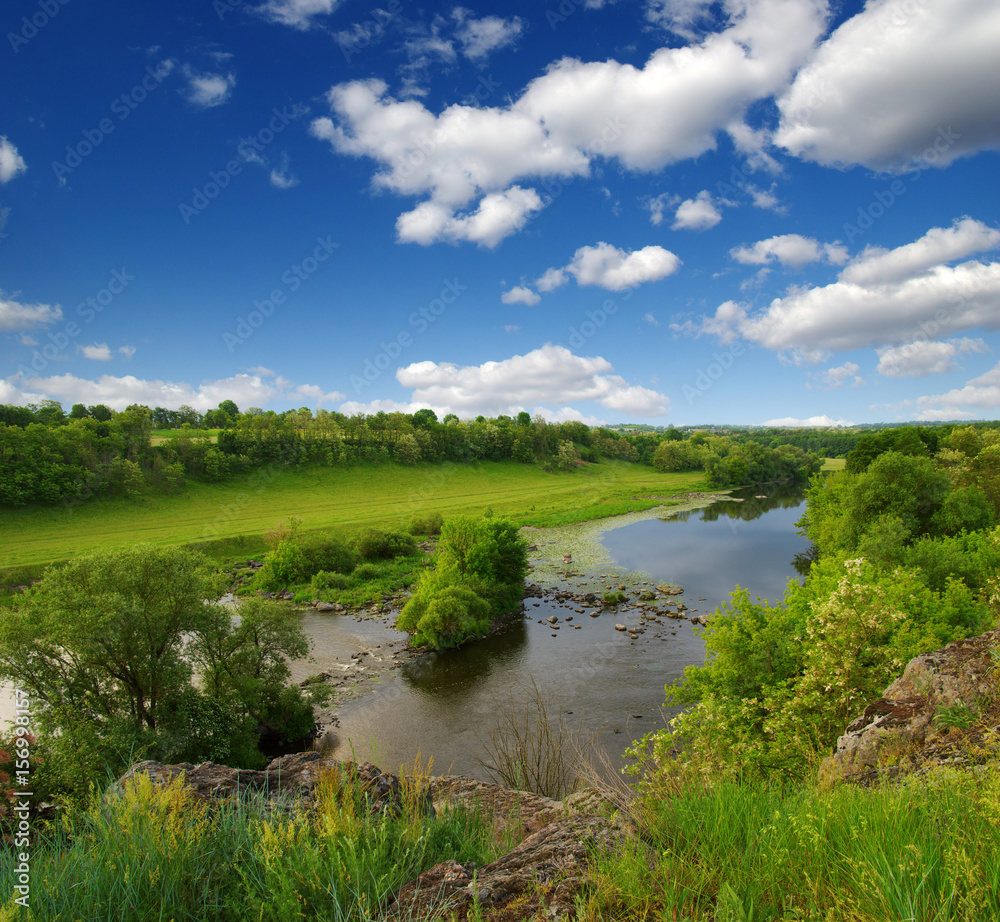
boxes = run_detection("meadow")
[0,461,706,571]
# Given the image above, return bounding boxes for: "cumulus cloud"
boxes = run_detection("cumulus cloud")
[776,0,1000,170]
[646,193,673,226]
[501,286,540,305]
[539,242,681,292]
[876,337,989,378]
[672,191,722,231]
[0,136,27,184]
[79,343,112,362]
[184,69,236,108]
[257,0,339,29]
[375,344,670,418]
[3,370,336,413]
[916,360,1000,414]
[840,218,1000,286]
[396,186,542,247]
[0,293,62,331]
[763,414,855,427]
[730,233,849,268]
[452,8,524,59]
[810,362,864,389]
[311,0,827,245]
[692,218,1000,358]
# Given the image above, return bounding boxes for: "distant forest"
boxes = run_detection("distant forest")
[1,398,994,508]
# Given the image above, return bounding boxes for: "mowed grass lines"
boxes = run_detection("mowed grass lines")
[0,461,706,568]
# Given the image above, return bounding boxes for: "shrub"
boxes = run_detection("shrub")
[255,540,308,590]
[396,577,491,649]
[353,529,418,561]
[310,570,350,592]
[409,511,444,536]
[299,534,355,576]
[352,562,382,581]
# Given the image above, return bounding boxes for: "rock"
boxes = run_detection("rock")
[315,602,337,612]
[547,615,559,624]
[279,589,295,601]
[823,629,1000,785]
[614,623,626,632]
[108,752,434,818]
[386,813,626,922]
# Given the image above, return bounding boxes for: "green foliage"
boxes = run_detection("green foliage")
[352,561,382,580]
[408,510,444,535]
[640,554,990,783]
[311,570,351,592]
[652,439,704,472]
[587,767,1000,922]
[299,533,356,575]
[254,539,309,590]
[352,528,418,561]
[396,515,528,649]
[2,766,508,922]
[396,578,492,649]
[0,546,319,801]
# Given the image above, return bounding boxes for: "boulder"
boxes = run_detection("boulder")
[109,751,434,818]
[823,629,1000,784]
[386,813,627,921]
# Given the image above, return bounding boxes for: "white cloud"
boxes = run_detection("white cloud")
[118,346,136,359]
[540,242,681,292]
[776,0,1000,170]
[693,219,1000,358]
[644,312,660,326]
[79,343,112,361]
[810,362,864,389]
[536,267,568,293]
[646,193,673,226]
[257,0,339,29]
[876,337,989,378]
[672,191,721,231]
[396,186,542,247]
[295,383,345,404]
[504,324,520,333]
[0,136,27,184]
[184,70,236,108]
[3,370,332,413]
[0,293,62,331]
[763,414,855,427]
[452,8,524,60]
[841,218,1000,286]
[19,334,38,347]
[312,0,826,245]
[916,360,1000,413]
[269,153,299,189]
[645,0,716,39]
[730,233,849,268]
[380,344,669,417]
[501,286,540,305]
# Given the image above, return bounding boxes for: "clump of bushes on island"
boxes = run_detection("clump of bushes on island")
[396,515,529,650]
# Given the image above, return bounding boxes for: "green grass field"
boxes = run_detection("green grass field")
[822,457,847,471]
[0,461,706,570]
[150,429,221,445]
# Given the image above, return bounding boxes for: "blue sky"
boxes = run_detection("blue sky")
[1,0,999,426]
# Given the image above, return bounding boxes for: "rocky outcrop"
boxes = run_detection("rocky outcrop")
[823,629,1000,784]
[109,750,434,817]
[387,809,627,921]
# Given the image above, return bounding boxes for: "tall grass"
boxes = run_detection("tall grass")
[0,765,508,921]
[584,766,1000,921]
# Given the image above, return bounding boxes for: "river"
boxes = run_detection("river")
[2,483,810,782]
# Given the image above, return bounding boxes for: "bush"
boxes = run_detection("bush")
[310,570,351,592]
[299,534,355,575]
[254,540,308,590]
[352,562,382,581]
[353,529,418,561]
[409,511,444,536]
[396,576,492,649]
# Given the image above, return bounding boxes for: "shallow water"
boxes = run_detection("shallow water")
[3,483,810,784]
[315,483,810,780]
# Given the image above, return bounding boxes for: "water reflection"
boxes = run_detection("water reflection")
[665,481,809,523]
